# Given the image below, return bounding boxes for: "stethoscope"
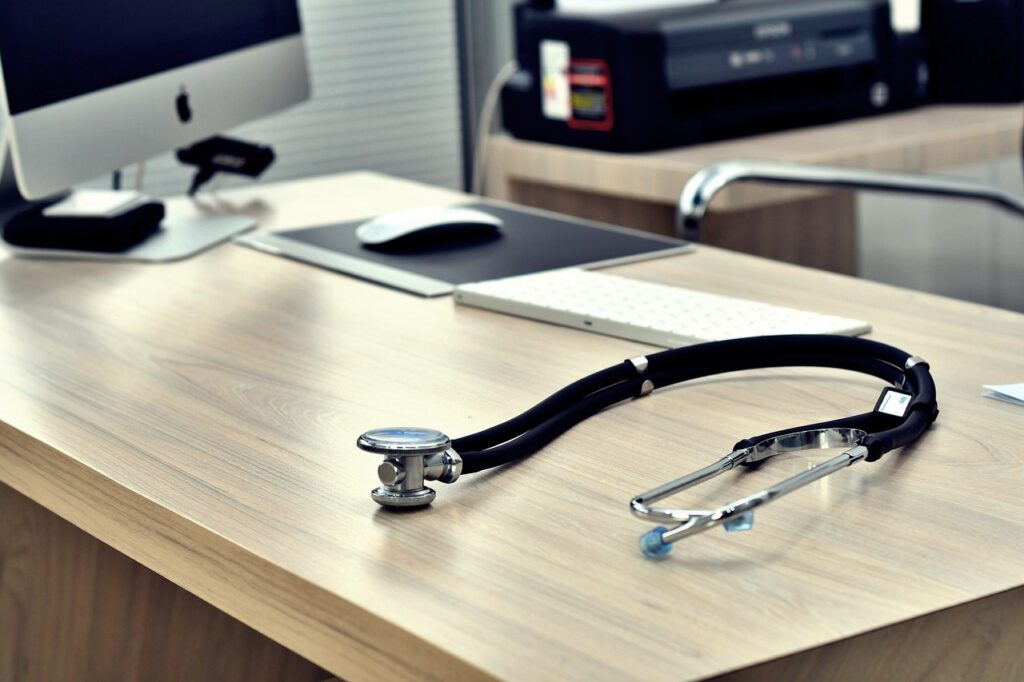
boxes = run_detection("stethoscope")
[358,335,938,558]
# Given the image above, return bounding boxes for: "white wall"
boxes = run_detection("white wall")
[105,0,465,197]
[858,157,1024,312]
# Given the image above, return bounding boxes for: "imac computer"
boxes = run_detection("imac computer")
[0,0,309,260]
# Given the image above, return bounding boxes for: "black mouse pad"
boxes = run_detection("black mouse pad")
[236,202,692,296]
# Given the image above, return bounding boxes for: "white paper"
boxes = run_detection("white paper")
[557,0,717,15]
[557,0,920,31]
[983,384,1024,407]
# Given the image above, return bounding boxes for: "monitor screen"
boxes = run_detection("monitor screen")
[0,0,301,115]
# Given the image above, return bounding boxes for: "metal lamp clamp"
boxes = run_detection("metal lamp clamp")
[357,427,463,508]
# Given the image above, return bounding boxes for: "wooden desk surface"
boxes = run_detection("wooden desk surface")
[1,172,1023,681]
[487,104,1024,212]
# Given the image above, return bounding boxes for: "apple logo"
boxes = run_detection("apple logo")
[176,87,192,123]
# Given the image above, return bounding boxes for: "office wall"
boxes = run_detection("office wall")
[459,0,517,150]
[858,157,1024,312]
[109,0,465,197]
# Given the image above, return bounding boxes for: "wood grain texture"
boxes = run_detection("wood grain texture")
[710,585,1024,681]
[0,172,1022,681]
[485,104,1024,210]
[0,481,325,682]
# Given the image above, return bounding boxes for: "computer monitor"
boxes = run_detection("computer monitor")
[0,0,309,258]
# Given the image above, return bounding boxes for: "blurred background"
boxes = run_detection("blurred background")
[3,0,1020,311]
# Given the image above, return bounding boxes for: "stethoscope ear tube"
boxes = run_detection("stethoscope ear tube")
[358,335,939,555]
[455,347,934,472]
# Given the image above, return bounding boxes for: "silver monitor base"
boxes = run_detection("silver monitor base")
[4,213,256,262]
[1,131,254,262]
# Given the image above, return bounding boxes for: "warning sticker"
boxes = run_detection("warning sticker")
[567,59,613,131]
[541,40,571,121]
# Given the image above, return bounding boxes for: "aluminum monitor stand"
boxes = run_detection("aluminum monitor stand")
[0,129,27,228]
[0,130,255,263]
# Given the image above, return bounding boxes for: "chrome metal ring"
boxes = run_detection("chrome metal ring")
[905,356,928,370]
[748,428,867,463]
[628,355,650,374]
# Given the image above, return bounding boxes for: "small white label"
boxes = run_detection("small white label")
[890,0,921,32]
[540,40,571,121]
[878,390,912,417]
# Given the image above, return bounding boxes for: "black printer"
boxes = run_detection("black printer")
[502,0,926,151]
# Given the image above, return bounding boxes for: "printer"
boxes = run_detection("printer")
[502,0,926,151]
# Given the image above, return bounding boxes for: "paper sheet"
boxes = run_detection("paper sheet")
[556,0,717,15]
[983,384,1024,407]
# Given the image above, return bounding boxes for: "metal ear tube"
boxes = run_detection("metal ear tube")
[632,429,870,557]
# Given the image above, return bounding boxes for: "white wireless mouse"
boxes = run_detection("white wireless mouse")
[355,206,503,249]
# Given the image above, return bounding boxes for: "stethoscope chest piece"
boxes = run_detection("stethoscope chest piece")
[357,427,463,508]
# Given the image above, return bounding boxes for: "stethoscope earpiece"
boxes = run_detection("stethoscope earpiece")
[357,427,463,508]
[631,429,870,557]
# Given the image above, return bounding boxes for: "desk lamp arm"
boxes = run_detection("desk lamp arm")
[676,160,1024,241]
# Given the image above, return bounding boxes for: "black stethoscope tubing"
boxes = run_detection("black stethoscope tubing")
[454,335,938,475]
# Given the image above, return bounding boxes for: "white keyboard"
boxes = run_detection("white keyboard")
[454,268,870,347]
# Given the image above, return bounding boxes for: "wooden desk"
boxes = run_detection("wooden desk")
[486,104,1024,275]
[1,172,1023,681]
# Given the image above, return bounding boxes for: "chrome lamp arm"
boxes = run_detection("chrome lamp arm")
[677,160,1024,241]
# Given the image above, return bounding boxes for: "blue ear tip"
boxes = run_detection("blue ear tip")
[723,511,754,533]
[640,526,672,558]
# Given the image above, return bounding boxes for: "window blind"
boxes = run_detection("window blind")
[120,0,464,196]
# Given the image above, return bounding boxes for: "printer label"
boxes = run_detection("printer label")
[567,59,613,132]
[541,40,572,121]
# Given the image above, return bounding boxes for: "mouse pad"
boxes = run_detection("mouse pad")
[237,202,692,296]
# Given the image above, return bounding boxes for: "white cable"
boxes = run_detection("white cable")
[0,124,8,172]
[472,60,518,196]
[134,161,146,192]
